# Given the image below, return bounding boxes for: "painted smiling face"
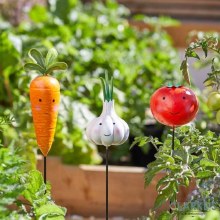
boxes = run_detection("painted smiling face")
[86,100,129,147]
[150,86,199,127]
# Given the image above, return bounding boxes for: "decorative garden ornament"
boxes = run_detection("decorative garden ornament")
[86,75,129,147]
[150,85,199,127]
[24,48,67,184]
[86,73,129,220]
[150,84,199,212]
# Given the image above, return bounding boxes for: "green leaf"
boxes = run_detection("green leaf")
[45,48,58,67]
[145,164,166,186]
[154,182,175,209]
[22,170,45,203]
[180,60,191,85]
[196,170,215,178]
[158,211,172,220]
[202,42,208,58]
[46,62,68,75]
[24,63,45,74]
[29,5,48,23]
[187,50,200,60]
[35,204,66,218]
[110,76,113,100]
[154,194,167,210]
[200,158,219,167]
[28,48,45,68]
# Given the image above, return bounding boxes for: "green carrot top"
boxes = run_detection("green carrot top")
[24,48,67,75]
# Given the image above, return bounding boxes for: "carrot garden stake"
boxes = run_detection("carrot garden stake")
[86,73,129,220]
[24,48,67,184]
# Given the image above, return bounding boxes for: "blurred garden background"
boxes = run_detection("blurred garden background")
[0,0,220,218]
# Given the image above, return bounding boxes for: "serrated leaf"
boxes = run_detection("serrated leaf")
[158,211,172,220]
[154,182,174,209]
[35,204,66,217]
[24,63,45,74]
[196,170,215,178]
[200,158,218,167]
[156,176,171,191]
[187,50,200,60]
[180,60,191,85]
[154,194,167,209]
[46,62,67,75]
[45,48,58,67]
[202,42,208,58]
[28,48,45,67]
[145,164,166,186]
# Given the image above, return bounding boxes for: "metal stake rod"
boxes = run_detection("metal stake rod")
[172,126,175,152]
[170,126,175,213]
[106,147,109,220]
[44,156,47,185]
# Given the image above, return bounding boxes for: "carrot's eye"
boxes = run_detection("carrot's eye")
[39,99,42,102]
[52,99,55,102]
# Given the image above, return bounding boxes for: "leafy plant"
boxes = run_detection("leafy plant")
[132,125,220,218]
[0,116,66,219]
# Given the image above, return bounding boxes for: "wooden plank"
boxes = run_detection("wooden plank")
[129,7,220,18]
[37,157,195,217]
[130,21,220,48]
[119,0,220,6]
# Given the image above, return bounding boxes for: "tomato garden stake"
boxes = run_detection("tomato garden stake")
[86,73,129,219]
[150,85,199,211]
[24,48,67,185]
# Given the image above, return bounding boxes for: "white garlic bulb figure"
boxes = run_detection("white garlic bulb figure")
[86,74,129,147]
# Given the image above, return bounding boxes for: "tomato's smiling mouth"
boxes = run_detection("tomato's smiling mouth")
[104,134,111,136]
[169,112,180,115]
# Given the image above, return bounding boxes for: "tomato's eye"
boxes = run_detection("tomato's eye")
[162,97,166,100]
[99,123,102,125]
[183,96,186,100]
[39,99,42,102]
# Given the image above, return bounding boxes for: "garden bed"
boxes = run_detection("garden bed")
[37,156,195,218]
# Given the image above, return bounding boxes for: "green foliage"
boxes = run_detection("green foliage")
[181,32,220,89]
[133,125,220,217]
[0,145,66,219]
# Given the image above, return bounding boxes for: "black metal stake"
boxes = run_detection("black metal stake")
[172,126,175,152]
[106,147,109,220]
[44,156,47,185]
[170,126,175,213]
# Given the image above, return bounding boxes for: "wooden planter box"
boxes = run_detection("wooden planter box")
[37,157,195,218]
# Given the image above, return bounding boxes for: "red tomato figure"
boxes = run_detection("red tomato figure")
[150,86,199,127]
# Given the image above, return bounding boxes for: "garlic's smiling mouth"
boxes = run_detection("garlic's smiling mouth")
[104,134,111,136]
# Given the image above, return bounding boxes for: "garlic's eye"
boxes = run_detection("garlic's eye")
[113,122,115,125]
[99,123,102,125]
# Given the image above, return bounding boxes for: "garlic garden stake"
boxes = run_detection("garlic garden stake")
[86,73,129,219]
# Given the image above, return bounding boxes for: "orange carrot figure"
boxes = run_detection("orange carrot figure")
[24,48,67,182]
